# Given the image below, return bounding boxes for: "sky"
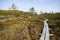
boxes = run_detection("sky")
[0,0,60,13]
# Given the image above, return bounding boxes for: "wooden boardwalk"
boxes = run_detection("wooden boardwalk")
[39,19,50,40]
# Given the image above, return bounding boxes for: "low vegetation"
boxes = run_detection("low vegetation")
[0,10,60,40]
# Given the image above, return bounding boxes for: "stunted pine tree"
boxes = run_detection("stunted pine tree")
[9,3,19,17]
[9,3,17,10]
[29,7,35,14]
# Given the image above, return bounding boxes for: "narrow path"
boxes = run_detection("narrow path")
[39,19,49,40]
